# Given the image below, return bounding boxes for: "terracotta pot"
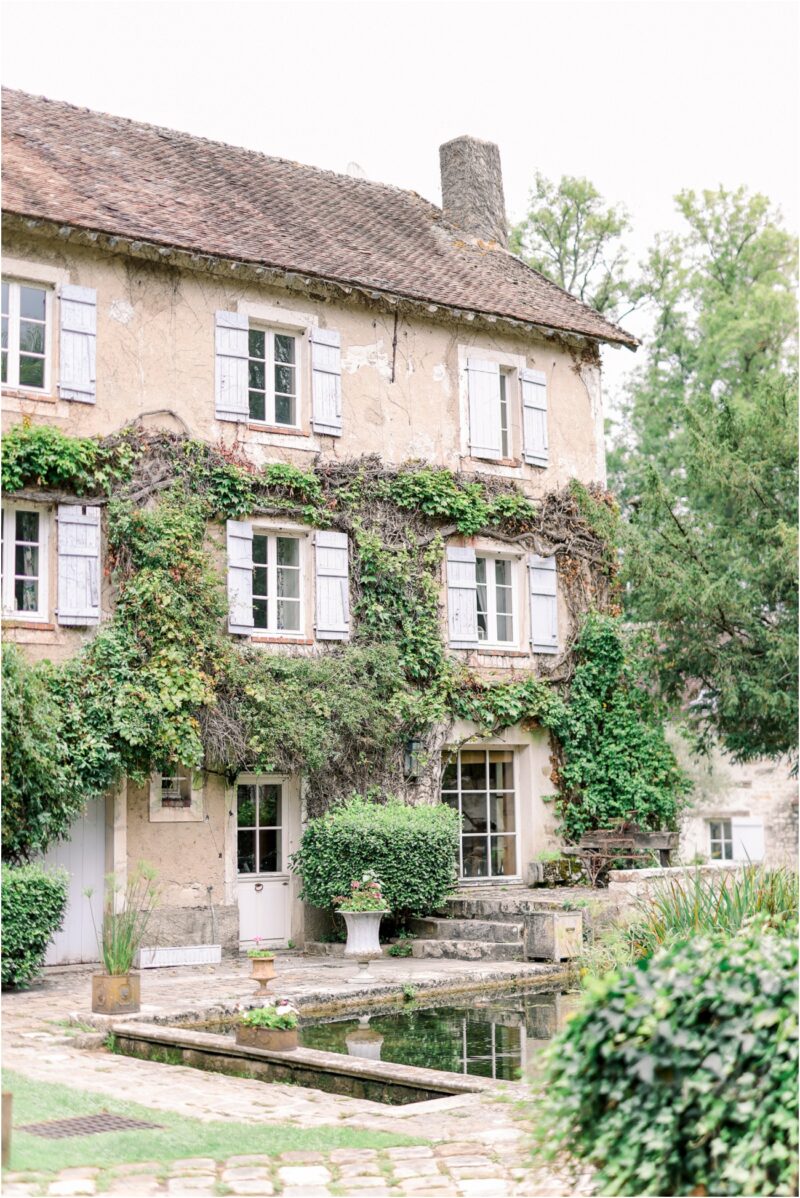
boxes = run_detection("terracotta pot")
[91,972,141,1015]
[235,1023,298,1052]
[250,955,275,993]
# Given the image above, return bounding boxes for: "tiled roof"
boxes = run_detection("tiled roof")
[2,89,637,348]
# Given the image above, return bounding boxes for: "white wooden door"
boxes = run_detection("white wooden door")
[44,797,106,965]
[236,777,291,948]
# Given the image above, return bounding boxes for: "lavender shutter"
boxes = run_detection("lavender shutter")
[446,546,479,648]
[467,359,502,460]
[528,554,559,653]
[57,504,101,626]
[227,519,254,635]
[315,530,350,640]
[521,369,548,467]
[59,285,97,402]
[310,327,342,436]
[215,311,249,422]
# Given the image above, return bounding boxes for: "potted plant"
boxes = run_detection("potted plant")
[334,871,389,983]
[86,863,159,1015]
[235,1002,299,1052]
[247,938,276,993]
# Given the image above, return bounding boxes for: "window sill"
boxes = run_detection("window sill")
[2,619,55,630]
[2,388,57,404]
[250,635,314,645]
[247,423,310,437]
[475,647,530,658]
[464,455,523,468]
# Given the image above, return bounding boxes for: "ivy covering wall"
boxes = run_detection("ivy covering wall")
[1,421,688,861]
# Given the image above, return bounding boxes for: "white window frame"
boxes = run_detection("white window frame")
[441,747,520,882]
[149,768,204,823]
[498,369,512,459]
[236,775,287,876]
[708,819,733,861]
[1,278,53,394]
[251,528,305,637]
[1,501,50,622]
[476,554,518,647]
[247,326,301,429]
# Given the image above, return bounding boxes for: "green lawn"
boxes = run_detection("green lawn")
[3,1070,423,1175]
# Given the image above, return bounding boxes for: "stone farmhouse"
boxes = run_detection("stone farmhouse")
[1,88,648,963]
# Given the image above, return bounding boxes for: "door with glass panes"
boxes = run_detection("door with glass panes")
[236,776,291,947]
[441,748,519,880]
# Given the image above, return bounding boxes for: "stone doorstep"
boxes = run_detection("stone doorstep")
[411,940,524,962]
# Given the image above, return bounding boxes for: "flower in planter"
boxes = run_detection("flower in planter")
[333,870,388,912]
[247,936,275,960]
[242,1000,298,1030]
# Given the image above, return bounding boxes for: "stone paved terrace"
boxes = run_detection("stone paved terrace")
[3,955,591,1197]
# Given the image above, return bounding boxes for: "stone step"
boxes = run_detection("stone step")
[411,938,525,962]
[443,894,583,921]
[409,917,523,943]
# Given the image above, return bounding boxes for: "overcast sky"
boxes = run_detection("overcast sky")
[3,0,797,394]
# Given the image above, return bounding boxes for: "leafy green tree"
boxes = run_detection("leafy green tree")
[510,172,635,318]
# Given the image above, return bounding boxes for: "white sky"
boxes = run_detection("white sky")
[2,0,797,396]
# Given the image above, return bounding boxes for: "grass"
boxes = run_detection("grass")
[2,1070,423,1175]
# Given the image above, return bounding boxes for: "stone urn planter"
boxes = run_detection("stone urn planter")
[346,1015,384,1060]
[342,910,389,983]
[235,1022,298,1053]
[91,972,141,1015]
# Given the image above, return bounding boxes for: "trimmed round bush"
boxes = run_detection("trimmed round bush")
[2,863,69,987]
[535,922,798,1196]
[291,794,460,916]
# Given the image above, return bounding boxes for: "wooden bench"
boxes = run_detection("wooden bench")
[563,826,679,887]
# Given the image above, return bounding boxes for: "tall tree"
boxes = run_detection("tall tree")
[510,172,635,318]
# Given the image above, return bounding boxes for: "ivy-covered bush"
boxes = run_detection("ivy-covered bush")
[535,921,798,1196]
[292,794,460,915]
[1,863,69,987]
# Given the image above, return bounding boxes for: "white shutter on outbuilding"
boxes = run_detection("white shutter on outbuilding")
[731,819,765,862]
[227,519,254,635]
[315,530,350,640]
[467,359,503,460]
[215,311,249,422]
[310,327,342,436]
[57,504,101,626]
[58,285,97,403]
[528,554,559,654]
[446,546,479,648]
[521,368,548,467]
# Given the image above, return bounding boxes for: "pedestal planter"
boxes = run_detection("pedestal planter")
[91,973,141,1015]
[250,956,275,994]
[342,910,388,983]
[346,1015,384,1060]
[235,1023,298,1052]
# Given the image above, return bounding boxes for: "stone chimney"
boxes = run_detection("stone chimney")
[439,135,508,247]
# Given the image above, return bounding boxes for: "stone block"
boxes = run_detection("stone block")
[524,911,582,961]
[277,1166,332,1186]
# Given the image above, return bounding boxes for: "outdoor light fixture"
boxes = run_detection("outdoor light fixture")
[403,738,423,781]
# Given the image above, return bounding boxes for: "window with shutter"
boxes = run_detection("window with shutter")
[315,530,349,640]
[59,284,96,402]
[476,555,517,646]
[467,359,503,460]
[248,328,299,427]
[310,327,342,436]
[1,502,50,622]
[215,311,250,422]
[521,369,548,467]
[446,546,479,648]
[528,554,559,654]
[2,278,53,393]
[56,504,101,626]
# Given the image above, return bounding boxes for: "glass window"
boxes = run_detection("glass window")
[442,748,518,880]
[248,328,297,426]
[1,279,50,391]
[475,556,516,645]
[237,781,283,874]
[709,819,733,861]
[160,769,192,809]
[498,372,510,458]
[1,503,48,620]
[250,532,303,635]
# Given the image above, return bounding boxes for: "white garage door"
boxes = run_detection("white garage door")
[44,798,106,965]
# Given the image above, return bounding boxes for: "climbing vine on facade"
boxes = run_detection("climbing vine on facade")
[1,420,686,860]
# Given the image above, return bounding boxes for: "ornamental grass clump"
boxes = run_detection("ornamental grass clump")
[88,863,160,976]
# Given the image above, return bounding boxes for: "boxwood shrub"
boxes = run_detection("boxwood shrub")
[291,794,459,916]
[535,921,798,1196]
[1,863,69,988]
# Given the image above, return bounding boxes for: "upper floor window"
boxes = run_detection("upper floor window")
[248,329,298,427]
[465,356,548,468]
[252,532,303,634]
[1,503,49,621]
[1,279,52,391]
[476,555,515,645]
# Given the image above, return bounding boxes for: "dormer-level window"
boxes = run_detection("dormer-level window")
[248,329,298,427]
[1,279,52,391]
[1,504,50,622]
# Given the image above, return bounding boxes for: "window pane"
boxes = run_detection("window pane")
[252,535,268,566]
[237,785,257,827]
[277,598,301,631]
[274,334,295,364]
[15,544,39,577]
[489,792,515,833]
[275,364,295,395]
[491,836,517,876]
[494,559,510,588]
[16,511,39,542]
[460,750,486,790]
[489,750,514,791]
[496,613,513,642]
[462,836,488,878]
[20,286,46,321]
[248,329,265,359]
[237,830,256,873]
[15,579,38,611]
[249,391,266,422]
[252,566,268,598]
[1,282,8,315]
[260,784,280,827]
[253,598,268,628]
[258,828,281,873]
[277,567,300,599]
[274,394,296,425]
[709,821,721,840]
[441,754,458,790]
[1,316,8,349]
[248,360,265,390]
[1,351,6,384]
[461,792,488,833]
[442,791,459,813]
[276,538,299,567]
[19,357,45,388]
[161,772,191,807]
[19,321,45,354]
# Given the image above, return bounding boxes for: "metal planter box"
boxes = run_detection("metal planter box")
[524,911,583,961]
